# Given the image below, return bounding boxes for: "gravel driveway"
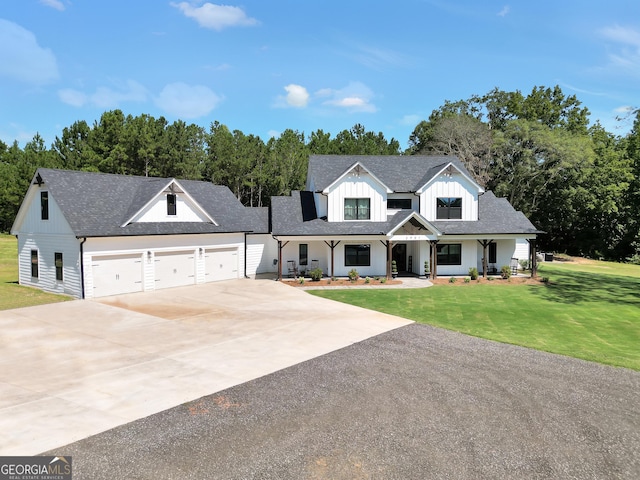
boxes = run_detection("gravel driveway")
[49,323,640,479]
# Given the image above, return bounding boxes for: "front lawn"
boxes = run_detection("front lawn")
[0,234,71,310]
[310,260,640,371]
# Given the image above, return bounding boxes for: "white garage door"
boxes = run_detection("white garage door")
[92,254,143,298]
[205,248,238,282]
[154,251,196,289]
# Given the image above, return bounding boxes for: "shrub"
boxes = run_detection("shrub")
[449,277,457,283]
[627,254,640,265]
[391,260,398,276]
[542,276,550,283]
[464,277,471,283]
[500,265,511,279]
[365,276,371,284]
[309,267,323,281]
[380,277,387,284]
[519,259,530,271]
[298,277,305,284]
[348,268,359,281]
[468,267,478,280]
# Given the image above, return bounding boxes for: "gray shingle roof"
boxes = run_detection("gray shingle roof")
[35,168,268,237]
[271,191,541,237]
[307,155,474,192]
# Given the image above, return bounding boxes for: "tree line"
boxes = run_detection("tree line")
[1,85,639,262]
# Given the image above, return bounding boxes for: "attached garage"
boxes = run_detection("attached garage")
[154,250,196,290]
[92,254,143,298]
[205,248,238,282]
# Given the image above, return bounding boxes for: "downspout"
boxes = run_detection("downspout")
[79,237,87,299]
[244,232,249,278]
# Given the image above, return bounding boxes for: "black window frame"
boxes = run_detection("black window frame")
[41,191,49,220]
[344,198,370,220]
[31,250,39,278]
[167,193,177,216]
[489,242,497,264]
[345,244,371,267]
[388,198,412,210]
[55,252,63,281]
[436,197,462,219]
[436,244,462,266]
[299,243,308,266]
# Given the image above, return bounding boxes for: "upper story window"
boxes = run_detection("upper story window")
[388,198,412,210]
[436,197,462,219]
[344,198,370,220]
[167,194,177,216]
[41,191,49,220]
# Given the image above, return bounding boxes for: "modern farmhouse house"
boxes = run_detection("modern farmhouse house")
[11,155,540,298]
[271,155,541,280]
[11,168,275,299]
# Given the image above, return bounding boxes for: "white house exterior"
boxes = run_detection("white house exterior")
[11,169,273,299]
[271,155,541,280]
[12,156,541,299]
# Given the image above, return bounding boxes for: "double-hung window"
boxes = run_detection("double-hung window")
[437,244,462,265]
[41,191,49,220]
[345,244,370,266]
[344,198,370,220]
[436,197,462,219]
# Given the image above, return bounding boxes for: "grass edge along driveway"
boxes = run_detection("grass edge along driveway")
[310,260,640,371]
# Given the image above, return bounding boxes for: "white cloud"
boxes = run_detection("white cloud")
[400,114,422,126]
[599,25,640,74]
[171,2,259,31]
[317,81,377,113]
[40,0,65,11]
[58,80,148,108]
[0,19,59,85]
[497,5,510,17]
[155,82,222,118]
[284,84,309,107]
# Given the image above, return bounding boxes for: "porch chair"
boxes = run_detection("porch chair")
[510,257,519,275]
[287,260,298,278]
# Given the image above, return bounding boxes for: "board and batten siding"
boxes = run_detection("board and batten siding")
[326,173,387,222]
[421,173,479,221]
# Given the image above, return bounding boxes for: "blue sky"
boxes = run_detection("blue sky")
[1,1,638,149]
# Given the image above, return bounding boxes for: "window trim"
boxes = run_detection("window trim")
[41,191,49,220]
[344,198,370,221]
[55,252,63,281]
[31,250,39,278]
[436,197,462,220]
[436,244,462,266]
[167,193,177,216]
[345,244,371,267]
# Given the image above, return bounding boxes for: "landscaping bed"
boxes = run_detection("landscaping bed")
[285,277,403,287]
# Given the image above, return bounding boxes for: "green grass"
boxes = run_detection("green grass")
[0,234,71,311]
[310,260,640,371]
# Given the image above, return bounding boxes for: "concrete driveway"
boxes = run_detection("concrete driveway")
[0,279,412,455]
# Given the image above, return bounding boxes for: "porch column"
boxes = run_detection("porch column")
[478,240,492,279]
[430,240,438,279]
[529,239,538,278]
[324,240,340,278]
[277,240,282,281]
[387,241,393,280]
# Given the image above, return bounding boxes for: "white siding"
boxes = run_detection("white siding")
[133,193,210,223]
[246,234,278,275]
[514,238,530,262]
[17,234,82,298]
[435,240,477,277]
[326,173,387,222]
[421,174,478,221]
[17,187,74,236]
[475,239,518,272]
[315,192,328,219]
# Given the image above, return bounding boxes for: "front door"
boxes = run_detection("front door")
[392,243,407,272]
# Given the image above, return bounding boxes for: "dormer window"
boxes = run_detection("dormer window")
[167,194,177,215]
[388,198,412,210]
[344,198,370,220]
[437,197,462,219]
